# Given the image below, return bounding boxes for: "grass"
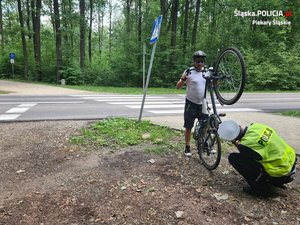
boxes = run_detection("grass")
[280,110,300,117]
[0,90,10,94]
[70,117,183,155]
[67,85,186,95]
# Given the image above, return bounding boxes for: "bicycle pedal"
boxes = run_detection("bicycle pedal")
[219,113,226,117]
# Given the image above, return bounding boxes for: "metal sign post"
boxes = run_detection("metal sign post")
[143,43,146,90]
[138,15,162,122]
[9,53,16,78]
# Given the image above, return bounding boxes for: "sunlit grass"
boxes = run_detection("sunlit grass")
[67,85,186,95]
[280,110,300,117]
[70,117,183,155]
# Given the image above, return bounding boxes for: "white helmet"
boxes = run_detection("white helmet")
[218,120,240,141]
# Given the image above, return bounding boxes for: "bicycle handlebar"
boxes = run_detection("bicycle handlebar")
[202,68,220,80]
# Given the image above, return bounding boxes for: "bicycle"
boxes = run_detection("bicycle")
[192,47,246,170]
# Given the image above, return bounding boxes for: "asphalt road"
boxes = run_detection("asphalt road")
[0,80,299,154]
[0,92,300,122]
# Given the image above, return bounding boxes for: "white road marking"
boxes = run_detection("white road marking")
[0,114,21,120]
[6,107,30,113]
[0,101,84,121]
[128,104,184,109]
[109,101,184,105]
[83,96,164,100]
[127,104,222,109]
[97,98,180,102]
[18,103,37,107]
[74,94,262,115]
[148,108,262,114]
[0,103,36,121]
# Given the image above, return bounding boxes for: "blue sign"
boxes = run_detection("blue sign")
[150,15,163,44]
[9,52,16,59]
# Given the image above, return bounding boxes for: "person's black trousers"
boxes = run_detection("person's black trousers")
[228,153,269,191]
[228,153,296,192]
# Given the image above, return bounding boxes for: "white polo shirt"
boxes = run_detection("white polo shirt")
[185,67,206,104]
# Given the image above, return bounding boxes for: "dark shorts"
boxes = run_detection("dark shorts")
[184,98,202,129]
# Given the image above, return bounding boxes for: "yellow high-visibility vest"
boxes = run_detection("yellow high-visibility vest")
[240,123,296,177]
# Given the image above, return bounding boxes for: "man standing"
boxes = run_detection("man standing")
[176,51,207,156]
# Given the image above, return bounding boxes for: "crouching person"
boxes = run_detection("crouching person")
[218,120,297,197]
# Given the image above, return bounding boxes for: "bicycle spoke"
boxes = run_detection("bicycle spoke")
[197,115,221,170]
[214,47,246,105]
[218,54,242,99]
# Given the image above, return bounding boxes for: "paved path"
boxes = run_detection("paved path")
[0,80,96,95]
[145,113,300,155]
[1,80,299,155]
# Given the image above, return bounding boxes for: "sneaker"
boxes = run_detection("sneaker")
[184,146,192,157]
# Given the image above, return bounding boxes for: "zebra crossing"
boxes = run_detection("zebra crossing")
[0,103,37,121]
[74,94,261,115]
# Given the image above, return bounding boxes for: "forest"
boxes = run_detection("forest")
[0,0,299,90]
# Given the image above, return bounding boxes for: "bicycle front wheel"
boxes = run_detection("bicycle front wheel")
[214,47,246,105]
[197,116,221,170]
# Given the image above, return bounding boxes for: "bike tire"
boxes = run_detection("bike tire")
[196,115,221,170]
[214,47,246,105]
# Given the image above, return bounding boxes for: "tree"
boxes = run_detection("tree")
[0,0,3,49]
[170,0,179,62]
[53,0,62,82]
[0,0,299,90]
[31,0,42,80]
[191,0,201,49]
[88,0,94,64]
[79,0,86,70]
[137,0,142,44]
[17,0,29,79]
[97,3,104,55]
[108,0,113,55]
[182,0,190,53]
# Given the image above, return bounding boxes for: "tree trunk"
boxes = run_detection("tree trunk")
[17,0,29,79]
[170,0,179,65]
[108,0,112,55]
[26,0,31,39]
[160,0,167,18]
[53,0,62,82]
[31,0,36,49]
[79,0,85,70]
[88,0,93,64]
[191,0,201,49]
[98,8,104,55]
[126,0,131,33]
[182,0,189,53]
[137,0,142,44]
[68,0,74,54]
[170,0,179,49]
[0,0,4,49]
[31,0,42,81]
[61,0,68,45]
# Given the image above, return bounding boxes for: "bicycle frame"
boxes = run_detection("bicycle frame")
[201,67,223,123]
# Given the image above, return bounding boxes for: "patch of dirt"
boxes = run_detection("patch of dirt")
[0,121,299,225]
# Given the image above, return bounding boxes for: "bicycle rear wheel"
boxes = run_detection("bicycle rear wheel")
[196,115,221,170]
[214,47,246,105]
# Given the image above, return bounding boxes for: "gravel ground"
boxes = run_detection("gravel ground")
[0,120,299,225]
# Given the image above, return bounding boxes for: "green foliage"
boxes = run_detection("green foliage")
[1,0,299,90]
[70,118,183,154]
[280,110,300,117]
[61,66,84,85]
